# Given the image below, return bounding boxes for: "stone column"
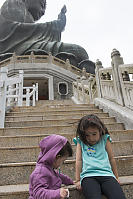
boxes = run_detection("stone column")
[95,59,103,98]
[48,76,54,100]
[111,49,124,106]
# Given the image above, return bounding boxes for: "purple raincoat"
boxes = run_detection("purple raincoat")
[29,134,73,199]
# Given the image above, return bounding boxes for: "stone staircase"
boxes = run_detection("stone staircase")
[0,100,133,199]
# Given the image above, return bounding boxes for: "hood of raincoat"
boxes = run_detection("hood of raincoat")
[37,134,67,166]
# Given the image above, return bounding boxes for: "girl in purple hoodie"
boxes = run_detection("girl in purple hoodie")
[29,134,74,199]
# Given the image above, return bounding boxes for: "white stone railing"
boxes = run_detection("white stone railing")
[23,84,38,106]
[95,49,133,110]
[118,64,133,109]
[0,52,84,76]
[0,67,38,128]
[72,68,97,104]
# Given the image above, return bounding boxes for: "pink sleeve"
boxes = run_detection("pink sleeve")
[59,173,74,185]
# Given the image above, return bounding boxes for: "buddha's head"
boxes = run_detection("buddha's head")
[25,0,47,21]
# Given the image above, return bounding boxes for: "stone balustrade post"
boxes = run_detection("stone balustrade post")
[82,67,87,79]
[76,75,81,101]
[32,85,36,106]
[48,52,53,64]
[30,51,35,63]
[26,88,30,106]
[111,49,124,106]
[66,59,72,71]
[18,70,24,106]
[81,76,86,103]
[88,75,94,104]
[0,67,8,128]
[7,85,12,106]
[36,83,39,101]
[95,59,103,98]
[10,52,17,66]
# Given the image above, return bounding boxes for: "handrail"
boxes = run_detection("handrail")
[0,68,38,128]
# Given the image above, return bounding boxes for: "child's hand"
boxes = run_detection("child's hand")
[75,181,82,191]
[116,178,120,184]
[60,188,69,198]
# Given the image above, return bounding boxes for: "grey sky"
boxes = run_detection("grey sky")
[0,0,133,67]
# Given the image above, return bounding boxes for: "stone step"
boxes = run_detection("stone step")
[0,140,133,164]
[0,156,133,186]
[0,123,125,136]
[5,112,109,121]
[62,157,133,180]
[6,109,103,116]
[0,176,133,199]
[0,130,133,147]
[5,117,116,128]
[0,133,74,147]
[10,106,99,113]
[110,129,133,141]
[12,104,95,111]
[36,99,75,106]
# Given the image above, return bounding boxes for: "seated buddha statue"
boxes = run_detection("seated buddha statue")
[0,0,95,73]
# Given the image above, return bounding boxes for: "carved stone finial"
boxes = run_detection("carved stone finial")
[49,52,52,57]
[11,52,17,63]
[82,67,87,77]
[76,75,80,80]
[95,59,102,66]
[30,51,35,63]
[88,75,94,82]
[81,75,86,81]
[48,52,53,63]
[31,51,34,56]
[111,49,120,58]
[66,58,72,71]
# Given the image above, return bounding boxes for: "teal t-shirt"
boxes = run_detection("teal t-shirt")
[73,134,115,183]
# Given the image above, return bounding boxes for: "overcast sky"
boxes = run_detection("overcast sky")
[0,0,133,67]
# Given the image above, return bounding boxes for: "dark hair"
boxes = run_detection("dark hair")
[57,141,73,157]
[76,114,109,145]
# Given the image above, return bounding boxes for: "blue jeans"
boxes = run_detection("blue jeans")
[81,176,126,199]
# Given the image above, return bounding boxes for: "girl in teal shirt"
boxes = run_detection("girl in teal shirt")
[74,114,126,199]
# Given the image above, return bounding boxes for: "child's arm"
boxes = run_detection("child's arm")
[58,172,74,185]
[31,175,61,199]
[75,143,82,189]
[106,139,119,180]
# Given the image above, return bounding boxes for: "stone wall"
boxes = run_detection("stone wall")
[53,76,73,100]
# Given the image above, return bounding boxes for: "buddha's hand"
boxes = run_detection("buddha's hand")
[57,5,66,30]
[61,5,67,14]
[58,5,67,19]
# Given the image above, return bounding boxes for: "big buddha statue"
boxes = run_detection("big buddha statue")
[0,0,95,73]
